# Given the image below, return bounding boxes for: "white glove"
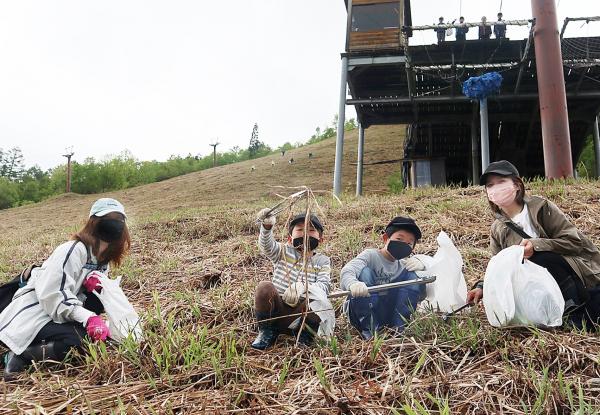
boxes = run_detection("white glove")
[404,257,425,272]
[282,281,306,306]
[257,208,276,227]
[349,281,369,298]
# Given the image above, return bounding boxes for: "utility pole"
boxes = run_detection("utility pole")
[531,0,573,178]
[209,141,219,168]
[62,147,74,193]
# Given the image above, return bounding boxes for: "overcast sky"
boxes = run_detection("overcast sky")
[0,0,597,170]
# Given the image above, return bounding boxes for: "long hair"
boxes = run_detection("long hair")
[487,175,526,215]
[73,212,131,267]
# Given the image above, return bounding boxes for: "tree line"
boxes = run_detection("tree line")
[0,117,357,210]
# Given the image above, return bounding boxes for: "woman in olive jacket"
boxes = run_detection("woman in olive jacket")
[467,160,600,326]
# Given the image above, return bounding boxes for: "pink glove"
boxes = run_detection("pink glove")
[86,315,110,342]
[83,272,103,293]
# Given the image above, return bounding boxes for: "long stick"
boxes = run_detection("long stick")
[328,275,436,299]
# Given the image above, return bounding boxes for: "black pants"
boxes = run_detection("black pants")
[528,251,584,306]
[528,251,597,328]
[30,294,104,360]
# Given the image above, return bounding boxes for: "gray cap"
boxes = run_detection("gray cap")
[479,160,520,185]
[89,198,127,218]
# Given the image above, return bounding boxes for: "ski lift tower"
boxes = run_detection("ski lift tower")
[333,0,600,195]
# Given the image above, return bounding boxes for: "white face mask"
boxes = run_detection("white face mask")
[486,180,518,207]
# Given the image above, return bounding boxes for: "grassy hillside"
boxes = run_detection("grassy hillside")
[0,124,405,234]
[0,127,599,413]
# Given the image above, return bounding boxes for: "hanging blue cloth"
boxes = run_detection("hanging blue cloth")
[462,72,503,99]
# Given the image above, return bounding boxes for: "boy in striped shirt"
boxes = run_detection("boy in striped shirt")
[251,210,332,350]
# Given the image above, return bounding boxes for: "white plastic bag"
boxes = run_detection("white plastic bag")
[414,231,468,313]
[93,275,143,343]
[287,284,335,338]
[483,246,565,327]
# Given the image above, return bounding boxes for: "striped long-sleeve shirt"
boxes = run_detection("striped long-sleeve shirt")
[258,225,331,295]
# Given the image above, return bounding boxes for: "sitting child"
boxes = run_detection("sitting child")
[340,217,427,339]
[251,209,332,349]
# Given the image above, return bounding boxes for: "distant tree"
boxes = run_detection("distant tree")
[344,118,358,131]
[248,123,261,158]
[248,123,271,159]
[0,147,25,181]
[576,134,596,178]
[0,177,18,209]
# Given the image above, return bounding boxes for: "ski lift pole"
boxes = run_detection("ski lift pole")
[328,275,436,299]
[480,97,490,171]
[462,72,503,174]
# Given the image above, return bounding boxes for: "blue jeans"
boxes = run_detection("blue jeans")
[348,267,426,338]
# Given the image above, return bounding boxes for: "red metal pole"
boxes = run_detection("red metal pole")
[531,0,573,178]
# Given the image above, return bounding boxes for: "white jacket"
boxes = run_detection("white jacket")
[0,241,106,354]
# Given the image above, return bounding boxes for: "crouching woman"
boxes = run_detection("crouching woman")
[467,161,600,328]
[0,198,131,379]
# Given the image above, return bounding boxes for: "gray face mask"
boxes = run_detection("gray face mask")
[387,240,413,260]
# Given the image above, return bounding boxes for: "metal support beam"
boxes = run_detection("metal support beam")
[333,56,349,196]
[514,25,534,94]
[406,20,531,31]
[480,98,490,172]
[415,62,520,71]
[356,124,365,196]
[344,0,352,52]
[348,55,406,69]
[471,102,480,184]
[402,29,419,123]
[532,0,573,179]
[560,16,600,39]
[346,91,600,106]
[594,115,600,178]
[575,68,589,94]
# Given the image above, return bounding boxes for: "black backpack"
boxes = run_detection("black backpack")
[0,265,38,315]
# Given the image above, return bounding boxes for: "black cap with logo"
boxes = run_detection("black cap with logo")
[479,160,520,185]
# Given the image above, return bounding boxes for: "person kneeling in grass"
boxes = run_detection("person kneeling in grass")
[340,217,427,340]
[0,198,131,380]
[251,210,333,350]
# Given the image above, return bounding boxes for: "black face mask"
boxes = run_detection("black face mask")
[292,236,319,251]
[387,240,413,260]
[96,219,125,242]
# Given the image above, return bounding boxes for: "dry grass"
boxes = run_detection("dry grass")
[0,129,599,413]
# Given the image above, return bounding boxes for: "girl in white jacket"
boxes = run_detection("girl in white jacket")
[0,198,131,380]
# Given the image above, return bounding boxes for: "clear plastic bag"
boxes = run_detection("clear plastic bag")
[93,275,143,343]
[414,231,468,313]
[483,245,565,327]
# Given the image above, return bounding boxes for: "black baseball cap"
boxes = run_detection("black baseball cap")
[288,213,324,235]
[385,216,422,241]
[479,160,520,185]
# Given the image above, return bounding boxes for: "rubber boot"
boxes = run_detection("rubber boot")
[251,313,279,350]
[357,313,379,341]
[296,320,320,347]
[4,341,57,381]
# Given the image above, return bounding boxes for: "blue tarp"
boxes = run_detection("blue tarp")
[462,72,503,99]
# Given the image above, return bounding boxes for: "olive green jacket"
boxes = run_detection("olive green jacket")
[489,195,600,288]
